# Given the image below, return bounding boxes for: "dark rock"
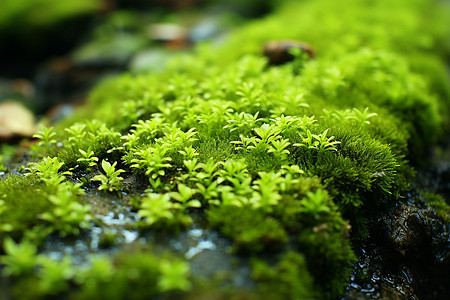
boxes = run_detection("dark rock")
[263,40,315,65]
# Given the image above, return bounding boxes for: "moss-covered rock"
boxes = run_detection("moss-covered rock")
[1,0,449,298]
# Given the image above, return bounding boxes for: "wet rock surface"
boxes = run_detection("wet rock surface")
[344,184,450,299]
[342,138,450,299]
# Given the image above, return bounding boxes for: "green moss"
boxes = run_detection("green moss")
[0,175,51,243]
[134,192,194,232]
[297,215,356,298]
[0,157,90,244]
[99,251,161,300]
[1,243,191,300]
[251,251,317,300]
[273,181,356,297]
[423,192,450,223]
[208,206,288,253]
[206,174,355,298]
[96,249,191,298]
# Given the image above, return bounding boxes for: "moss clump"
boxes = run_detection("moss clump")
[208,206,288,253]
[422,191,450,224]
[1,243,190,300]
[75,249,190,300]
[298,224,355,298]
[0,175,50,241]
[251,251,317,300]
[0,157,90,245]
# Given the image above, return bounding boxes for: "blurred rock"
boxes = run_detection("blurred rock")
[263,40,315,65]
[72,35,146,67]
[149,23,189,49]
[130,49,173,73]
[46,104,76,123]
[188,17,223,43]
[0,78,35,108]
[0,101,36,142]
[33,57,116,114]
[10,79,35,99]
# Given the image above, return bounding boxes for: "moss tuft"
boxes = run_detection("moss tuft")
[207,206,288,253]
